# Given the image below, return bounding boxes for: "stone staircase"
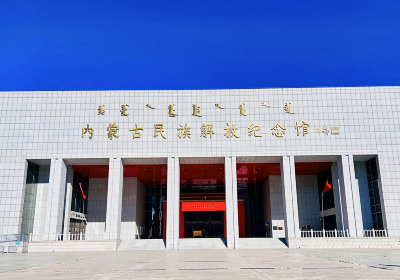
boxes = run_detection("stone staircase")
[237,238,288,249]
[178,238,227,250]
[117,239,166,251]
[117,238,287,250]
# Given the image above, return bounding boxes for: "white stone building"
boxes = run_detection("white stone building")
[0,87,399,251]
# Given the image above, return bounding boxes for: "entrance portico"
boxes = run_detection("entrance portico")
[21,153,388,250]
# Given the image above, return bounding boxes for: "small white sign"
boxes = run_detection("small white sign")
[70,211,87,221]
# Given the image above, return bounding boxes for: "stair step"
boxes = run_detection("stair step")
[179,238,227,250]
[117,239,165,251]
[238,238,288,249]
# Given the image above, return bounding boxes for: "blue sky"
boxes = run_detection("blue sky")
[1,0,399,91]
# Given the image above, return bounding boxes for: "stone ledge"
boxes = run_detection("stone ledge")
[288,237,400,249]
[28,240,119,252]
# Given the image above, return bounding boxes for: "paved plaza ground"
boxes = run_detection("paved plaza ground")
[1,249,399,279]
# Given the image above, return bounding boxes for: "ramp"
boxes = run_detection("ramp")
[179,238,227,250]
[117,239,166,251]
[238,238,288,249]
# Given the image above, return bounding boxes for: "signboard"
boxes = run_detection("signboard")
[80,102,340,140]
[193,230,202,237]
[70,211,87,221]
[181,202,226,212]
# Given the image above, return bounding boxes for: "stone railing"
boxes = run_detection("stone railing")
[301,229,349,238]
[362,229,387,237]
[56,233,105,241]
[301,229,389,238]
[136,226,145,239]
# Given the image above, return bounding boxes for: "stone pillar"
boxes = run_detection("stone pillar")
[337,155,364,237]
[331,163,344,230]
[280,156,300,239]
[17,160,29,235]
[105,158,124,240]
[225,157,239,249]
[231,157,239,248]
[62,166,74,236]
[44,158,67,240]
[166,157,180,250]
[375,156,388,233]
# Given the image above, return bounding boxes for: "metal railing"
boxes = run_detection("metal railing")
[0,234,30,243]
[30,229,143,241]
[56,233,105,241]
[136,226,144,239]
[363,229,387,237]
[30,234,45,241]
[301,229,350,238]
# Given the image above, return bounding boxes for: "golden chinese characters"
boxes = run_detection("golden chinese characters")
[239,103,247,116]
[120,104,129,116]
[154,124,167,139]
[168,104,177,117]
[316,126,329,135]
[200,124,215,138]
[192,104,201,117]
[98,105,105,115]
[284,102,294,114]
[271,122,286,137]
[248,123,262,137]
[107,123,119,140]
[178,123,191,139]
[82,124,94,139]
[215,103,225,109]
[129,124,143,139]
[295,121,310,136]
[224,123,240,138]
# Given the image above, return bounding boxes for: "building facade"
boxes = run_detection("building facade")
[1,87,399,251]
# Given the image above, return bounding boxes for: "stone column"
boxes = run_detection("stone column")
[337,155,364,237]
[166,157,180,250]
[17,160,29,235]
[62,166,74,236]
[231,157,240,248]
[375,156,388,232]
[105,158,124,240]
[280,156,300,240]
[44,158,67,240]
[331,163,344,230]
[225,157,239,249]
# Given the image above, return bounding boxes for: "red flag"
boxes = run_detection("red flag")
[323,180,332,193]
[79,183,87,199]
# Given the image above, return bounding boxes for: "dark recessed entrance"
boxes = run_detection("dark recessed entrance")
[184,211,224,238]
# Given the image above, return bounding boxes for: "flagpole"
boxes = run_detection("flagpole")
[321,192,324,230]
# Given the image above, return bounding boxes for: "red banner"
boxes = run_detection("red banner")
[181,202,226,211]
